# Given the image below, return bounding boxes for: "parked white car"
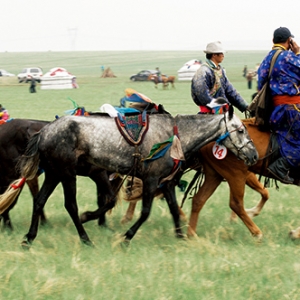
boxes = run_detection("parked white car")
[17,67,43,83]
[0,69,15,77]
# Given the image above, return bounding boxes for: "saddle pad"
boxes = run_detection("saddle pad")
[115,113,149,146]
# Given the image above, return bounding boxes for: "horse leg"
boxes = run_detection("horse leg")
[187,167,223,237]
[244,172,269,218]
[27,176,47,225]
[161,181,184,238]
[80,173,119,226]
[0,210,13,230]
[87,169,118,227]
[80,171,118,225]
[230,172,269,221]
[61,176,93,246]
[178,206,187,222]
[121,200,186,225]
[22,174,59,248]
[121,201,137,224]
[227,179,263,239]
[123,178,157,242]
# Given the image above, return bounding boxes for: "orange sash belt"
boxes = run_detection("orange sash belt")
[273,95,300,107]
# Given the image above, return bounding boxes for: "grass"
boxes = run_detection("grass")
[1,50,300,300]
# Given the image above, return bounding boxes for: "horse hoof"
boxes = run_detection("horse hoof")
[81,239,95,247]
[290,228,300,240]
[253,233,263,242]
[176,232,186,239]
[121,238,131,248]
[21,239,31,250]
[120,216,132,225]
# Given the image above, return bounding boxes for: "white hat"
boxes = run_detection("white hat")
[204,41,225,54]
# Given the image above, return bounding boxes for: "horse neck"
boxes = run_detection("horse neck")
[176,114,223,160]
[246,123,270,158]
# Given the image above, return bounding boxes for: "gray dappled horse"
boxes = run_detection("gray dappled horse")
[1,104,258,247]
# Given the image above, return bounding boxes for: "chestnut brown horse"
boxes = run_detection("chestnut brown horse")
[188,117,300,240]
[148,74,176,89]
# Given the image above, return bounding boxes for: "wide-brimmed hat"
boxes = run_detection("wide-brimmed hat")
[204,41,225,54]
[273,27,294,43]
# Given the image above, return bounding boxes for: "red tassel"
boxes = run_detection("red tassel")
[173,125,178,136]
[11,177,26,190]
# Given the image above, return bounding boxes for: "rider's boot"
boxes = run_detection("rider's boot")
[267,157,294,184]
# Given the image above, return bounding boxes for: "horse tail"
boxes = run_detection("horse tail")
[0,132,41,214]
[18,132,41,180]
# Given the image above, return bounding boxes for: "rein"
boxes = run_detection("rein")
[220,114,254,157]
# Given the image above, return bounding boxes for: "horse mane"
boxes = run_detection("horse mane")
[86,112,113,117]
[213,97,228,106]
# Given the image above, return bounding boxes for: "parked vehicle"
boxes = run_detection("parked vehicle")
[17,67,43,83]
[130,70,160,81]
[0,69,15,77]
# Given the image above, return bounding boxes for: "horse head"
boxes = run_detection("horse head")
[219,107,258,166]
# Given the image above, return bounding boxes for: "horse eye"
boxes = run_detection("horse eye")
[238,128,244,133]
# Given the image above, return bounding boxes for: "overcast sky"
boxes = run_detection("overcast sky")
[1,0,299,52]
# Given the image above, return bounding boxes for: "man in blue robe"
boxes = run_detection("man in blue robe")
[258,27,300,184]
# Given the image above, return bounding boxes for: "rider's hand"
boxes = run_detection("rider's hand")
[290,39,300,55]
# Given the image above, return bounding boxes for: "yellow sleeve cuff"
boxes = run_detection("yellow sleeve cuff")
[296,52,300,56]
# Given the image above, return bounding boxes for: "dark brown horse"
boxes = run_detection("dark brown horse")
[148,74,176,89]
[188,117,300,240]
[0,118,120,231]
[0,119,48,229]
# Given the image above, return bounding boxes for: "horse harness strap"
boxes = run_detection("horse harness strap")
[258,133,280,186]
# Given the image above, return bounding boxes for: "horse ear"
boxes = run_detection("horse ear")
[229,104,234,119]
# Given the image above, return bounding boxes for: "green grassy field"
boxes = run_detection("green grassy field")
[1,51,300,300]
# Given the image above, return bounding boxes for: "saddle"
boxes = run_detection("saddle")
[115,110,149,146]
[114,89,169,146]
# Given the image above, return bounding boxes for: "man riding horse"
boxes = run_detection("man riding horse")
[258,27,300,184]
[191,41,249,114]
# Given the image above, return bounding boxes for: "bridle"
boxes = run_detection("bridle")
[217,112,255,158]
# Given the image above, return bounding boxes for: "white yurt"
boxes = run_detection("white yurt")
[177,59,201,81]
[40,67,78,90]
